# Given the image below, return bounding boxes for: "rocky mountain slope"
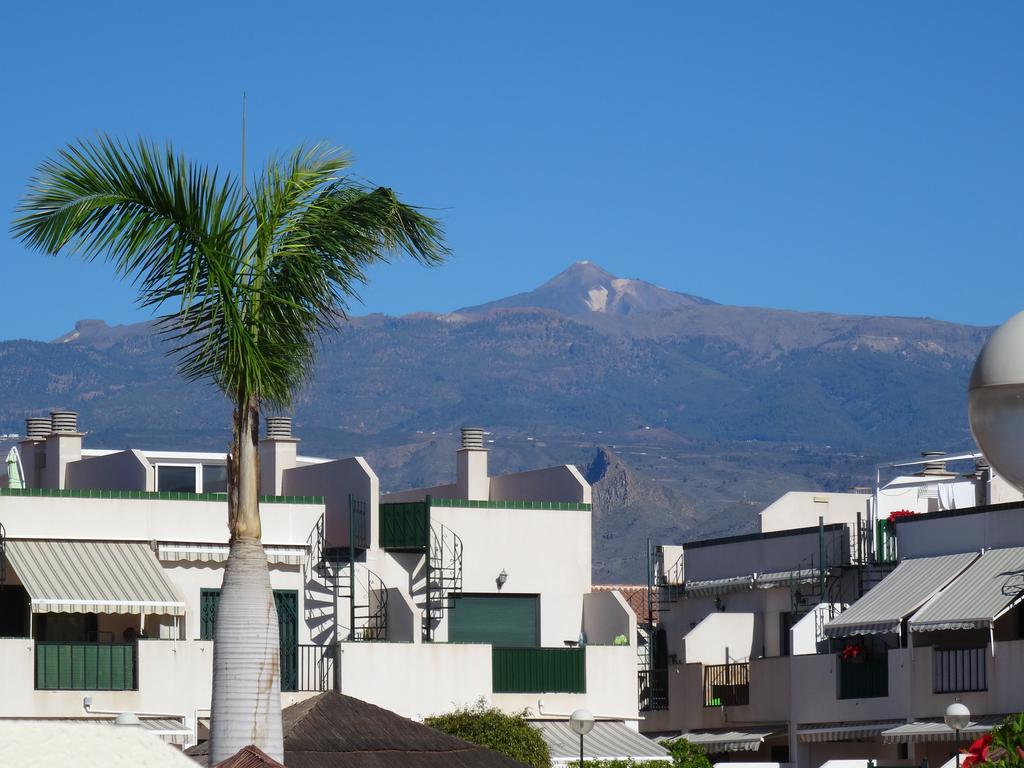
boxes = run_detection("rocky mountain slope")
[0,262,991,580]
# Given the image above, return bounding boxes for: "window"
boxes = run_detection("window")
[156,465,199,493]
[202,464,228,494]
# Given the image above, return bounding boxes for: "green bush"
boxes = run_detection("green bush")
[425,700,551,768]
[660,738,713,768]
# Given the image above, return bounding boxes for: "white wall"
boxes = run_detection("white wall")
[682,613,756,664]
[683,526,847,582]
[381,483,458,504]
[489,465,592,504]
[583,591,635,646]
[761,492,869,534]
[428,504,591,646]
[65,450,153,492]
[896,504,1024,558]
[283,457,377,548]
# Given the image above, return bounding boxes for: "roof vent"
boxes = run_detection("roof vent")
[50,411,79,434]
[460,427,485,450]
[25,418,51,441]
[265,417,293,440]
[920,451,948,476]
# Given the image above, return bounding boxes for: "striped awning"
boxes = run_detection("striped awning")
[157,542,306,566]
[674,728,780,752]
[0,717,192,746]
[823,553,978,637]
[686,575,756,597]
[533,721,671,764]
[797,721,903,742]
[756,568,821,590]
[910,547,1024,632]
[882,715,1009,743]
[5,540,185,615]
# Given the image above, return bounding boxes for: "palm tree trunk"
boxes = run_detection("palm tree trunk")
[209,396,283,764]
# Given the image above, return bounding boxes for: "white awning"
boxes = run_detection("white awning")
[910,547,1024,631]
[756,569,821,590]
[533,721,671,764]
[0,717,192,746]
[882,715,1009,743]
[797,721,904,742]
[686,575,756,597]
[6,540,185,615]
[157,542,306,566]
[823,553,978,637]
[675,728,780,752]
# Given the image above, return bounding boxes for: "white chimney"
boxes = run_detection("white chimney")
[456,427,489,501]
[43,411,83,490]
[260,417,298,496]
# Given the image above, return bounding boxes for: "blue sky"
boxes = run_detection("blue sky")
[2,2,1022,341]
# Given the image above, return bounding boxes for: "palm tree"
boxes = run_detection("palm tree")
[12,136,447,763]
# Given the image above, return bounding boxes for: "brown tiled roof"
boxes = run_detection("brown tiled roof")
[188,692,529,768]
[215,745,286,768]
[592,584,657,622]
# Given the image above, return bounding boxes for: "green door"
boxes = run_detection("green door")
[449,595,539,647]
[199,588,299,691]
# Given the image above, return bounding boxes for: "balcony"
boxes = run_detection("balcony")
[288,644,335,692]
[492,647,586,693]
[35,642,136,691]
[933,647,987,693]
[638,668,669,711]
[703,662,749,707]
[837,654,888,699]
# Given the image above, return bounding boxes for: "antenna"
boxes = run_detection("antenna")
[241,92,247,198]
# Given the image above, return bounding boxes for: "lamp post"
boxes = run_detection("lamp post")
[945,702,970,768]
[968,311,1024,493]
[569,708,594,768]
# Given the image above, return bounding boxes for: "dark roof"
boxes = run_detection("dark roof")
[215,745,286,768]
[187,692,529,768]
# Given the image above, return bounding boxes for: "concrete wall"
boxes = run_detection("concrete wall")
[0,494,324,549]
[684,526,847,583]
[760,492,869,534]
[583,590,635,646]
[683,613,756,664]
[788,648,911,726]
[283,457,377,548]
[381,483,457,504]
[896,504,1024,558]
[489,465,592,505]
[428,504,591,646]
[66,450,153,492]
[909,639,1024,718]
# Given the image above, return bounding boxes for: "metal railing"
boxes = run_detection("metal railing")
[703,662,749,707]
[837,654,888,699]
[934,647,987,693]
[638,668,669,711]
[289,644,335,692]
[35,641,137,690]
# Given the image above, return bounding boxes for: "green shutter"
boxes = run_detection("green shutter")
[492,648,586,693]
[200,589,220,640]
[449,595,539,647]
[379,502,429,549]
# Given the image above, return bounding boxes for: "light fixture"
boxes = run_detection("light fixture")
[569,708,595,767]
[945,702,970,768]
[496,569,508,590]
[969,312,1024,491]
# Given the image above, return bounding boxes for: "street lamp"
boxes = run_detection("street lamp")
[569,708,595,767]
[945,702,971,768]
[969,311,1024,491]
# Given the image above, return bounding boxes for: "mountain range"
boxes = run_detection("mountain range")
[0,262,992,580]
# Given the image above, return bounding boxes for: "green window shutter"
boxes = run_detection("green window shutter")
[200,589,220,640]
[449,595,539,647]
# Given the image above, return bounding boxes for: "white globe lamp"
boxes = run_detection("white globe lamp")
[569,708,595,766]
[969,312,1024,491]
[945,701,970,768]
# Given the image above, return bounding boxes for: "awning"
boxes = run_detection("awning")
[823,553,978,637]
[6,540,185,615]
[910,547,1024,631]
[882,715,1009,743]
[532,721,671,763]
[674,728,780,752]
[157,542,306,566]
[756,569,821,590]
[0,717,192,746]
[797,721,904,742]
[686,575,756,597]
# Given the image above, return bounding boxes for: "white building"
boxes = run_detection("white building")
[642,452,1024,768]
[0,414,638,746]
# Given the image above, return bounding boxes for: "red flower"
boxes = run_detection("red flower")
[840,644,864,660]
[887,509,917,524]
[961,733,991,768]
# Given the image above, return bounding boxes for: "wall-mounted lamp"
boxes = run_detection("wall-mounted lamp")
[496,569,508,590]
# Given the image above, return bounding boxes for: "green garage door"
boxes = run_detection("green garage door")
[449,595,539,647]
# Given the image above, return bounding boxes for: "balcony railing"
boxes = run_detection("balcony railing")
[934,647,987,693]
[285,644,335,692]
[36,642,136,691]
[638,668,669,711]
[837,654,888,699]
[703,662,749,707]
[492,647,585,693]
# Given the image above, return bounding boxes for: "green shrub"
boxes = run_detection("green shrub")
[660,738,713,768]
[425,700,551,768]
